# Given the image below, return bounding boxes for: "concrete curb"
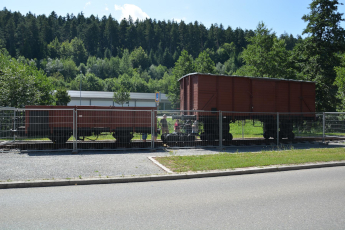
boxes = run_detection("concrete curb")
[1,161,345,189]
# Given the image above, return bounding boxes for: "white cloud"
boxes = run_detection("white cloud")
[114,4,149,21]
[84,1,91,9]
[105,4,109,11]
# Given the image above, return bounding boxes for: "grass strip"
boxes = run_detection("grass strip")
[155,147,345,172]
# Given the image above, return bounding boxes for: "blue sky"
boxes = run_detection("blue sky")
[2,0,345,37]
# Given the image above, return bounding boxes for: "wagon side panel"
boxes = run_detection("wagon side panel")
[25,105,74,137]
[180,78,185,111]
[276,81,289,113]
[289,82,302,113]
[217,76,233,112]
[252,79,276,113]
[133,107,155,133]
[192,75,198,113]
[301,82,316,116]
[197,75,218,111]
[233,77,251,112]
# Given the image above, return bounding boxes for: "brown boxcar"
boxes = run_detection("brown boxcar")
[180,73,315,113]
[179,73,316,140]
[24,106,156,143]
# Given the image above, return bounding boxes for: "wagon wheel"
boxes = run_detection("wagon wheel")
[287,132,295,140]
[207,133,217,141]
[225,133,233,141]
[49,132,71,144]
[186,134,195,142]
[161,134,167,143]
[113,132,133,143]
[116,137,132,143]
[200,132,206,141]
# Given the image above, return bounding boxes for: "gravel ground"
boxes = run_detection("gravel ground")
[0,141,344,182]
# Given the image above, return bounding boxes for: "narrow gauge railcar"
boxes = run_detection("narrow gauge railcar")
[23,106,156,143]
[178,73,315,141]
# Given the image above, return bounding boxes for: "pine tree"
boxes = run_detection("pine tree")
[295,0,345,111]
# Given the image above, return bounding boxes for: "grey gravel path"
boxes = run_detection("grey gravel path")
[0,141,344,182]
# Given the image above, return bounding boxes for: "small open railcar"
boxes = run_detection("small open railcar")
[23,106,156,143]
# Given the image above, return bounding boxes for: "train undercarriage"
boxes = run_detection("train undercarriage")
[160,114,313,144]
[18,126,151,144]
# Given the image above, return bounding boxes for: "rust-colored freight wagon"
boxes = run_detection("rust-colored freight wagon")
[179,73,316,140]
[24,106,156,143]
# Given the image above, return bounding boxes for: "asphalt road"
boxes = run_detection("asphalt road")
[1,166,345,229]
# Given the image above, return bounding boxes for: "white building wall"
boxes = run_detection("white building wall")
[68,93,168,108]
[91,100,113,106]
[136,101,157,107]
[69,99,90,106]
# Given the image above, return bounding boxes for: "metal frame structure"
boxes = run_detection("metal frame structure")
[1,108,344,152]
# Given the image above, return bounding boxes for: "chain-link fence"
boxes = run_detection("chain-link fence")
[0,108,18,144]
[1,108,344,151]
[323,113,345,138]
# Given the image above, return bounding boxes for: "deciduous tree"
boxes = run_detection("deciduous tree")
[0,49,54,107]
[113,86,130,106]
[54,88,71,105]
[168,50,194,107]
[194,50,215,73]
[236,22,293,79]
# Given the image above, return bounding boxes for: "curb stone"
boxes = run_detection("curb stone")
[1,161,345,189]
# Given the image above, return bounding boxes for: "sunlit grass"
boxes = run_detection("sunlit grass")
[155,147,345,172]
[230,120,263,138]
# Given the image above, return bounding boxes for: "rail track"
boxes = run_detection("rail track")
[1,137,344,151]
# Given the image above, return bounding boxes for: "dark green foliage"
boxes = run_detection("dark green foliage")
[0,9,255,65]
[70,37,88,66]
[1,4,344,111]
[194,51,215,73]
[54,88,71,105]
[129,46,149,69]
[334,54,345,111]
[168,50,195,107]
[47,37,60,58]
[70,73,105,91]
[237,22,294,79]
[296,0,345,111]
[0,49,54,107]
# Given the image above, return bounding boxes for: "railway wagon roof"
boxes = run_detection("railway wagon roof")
[178,72,315,83]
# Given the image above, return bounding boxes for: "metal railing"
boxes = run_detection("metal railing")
[1,107,344,151]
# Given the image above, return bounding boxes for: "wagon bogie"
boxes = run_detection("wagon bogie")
[161,132,196,144]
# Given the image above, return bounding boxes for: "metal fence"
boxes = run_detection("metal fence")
[1,107,344,152]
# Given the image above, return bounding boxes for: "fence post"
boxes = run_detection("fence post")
[151,110,154,150]
[242,120,244,139]
[219,111,222,149]
[322,112,325,143]
[13,109,16,142]
[277,112,279,146]
[73,109,78,153]
[72,108,77,153]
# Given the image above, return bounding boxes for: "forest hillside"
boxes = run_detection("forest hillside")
[0,0,344,111]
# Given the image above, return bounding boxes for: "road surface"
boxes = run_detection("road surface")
[1,166,345,229]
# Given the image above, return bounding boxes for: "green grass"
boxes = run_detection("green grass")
[230,120,263,138]
[155,147,345,172]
